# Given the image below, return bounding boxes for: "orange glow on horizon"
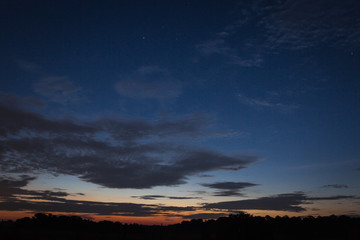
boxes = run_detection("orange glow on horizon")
[0,211,182,225]
[0,211,34,221]
[1,209,356,225]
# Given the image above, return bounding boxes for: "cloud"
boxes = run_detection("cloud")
[203,192,356,212]
[197,39,231,55]
[0,91,45,110]
[0,105,258,189]
[202,182,258,190]
[0,105,206,139]
[100,114,208,141]
[259,0,360,50]
[204,193,307,212]
[0,175,37,198]
[212,190,245,197]
[0,175,71,202]
[197,0,360,68]
[195,6,264,68]
[132,195,200,200]
[115,80,182,100]
[3,178,354,217]
[115,66,182,100]
[136,65,168,75]
[182,212,228,220]
[77,151,256,189]
[15,59,42,73]
[33,76,82,104]
[238,93,299,111]
[14,59,85,105]
[322,184,349,189]
[0,199,159,216]
[0,176,196,217]
[231,55,263,67]
[0,105,95,137]
[197,174,213,178]
[202,181,258,196]
[197,39,263,67]
[15,59,84,105]
[307,195,355,201]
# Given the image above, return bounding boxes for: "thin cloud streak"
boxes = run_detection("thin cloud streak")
[132,195,200,200]
[238,93,299,111]
[322,184,349,189]
[203,192,356,212]
[202,181,259,197]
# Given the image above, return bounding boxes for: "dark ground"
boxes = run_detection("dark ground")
[1,213,359,240]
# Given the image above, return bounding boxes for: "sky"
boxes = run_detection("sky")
[0,0,360,224]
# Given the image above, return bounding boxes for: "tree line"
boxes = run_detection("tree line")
[1,213,359,239]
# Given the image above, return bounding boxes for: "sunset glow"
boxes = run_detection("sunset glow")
[1,0,359,224]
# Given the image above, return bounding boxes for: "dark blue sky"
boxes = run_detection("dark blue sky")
[0,0,359,223]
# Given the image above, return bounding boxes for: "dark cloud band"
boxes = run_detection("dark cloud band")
[0,105,258,189]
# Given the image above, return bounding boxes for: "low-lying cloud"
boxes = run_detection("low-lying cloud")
[322,184,349,189]
[0,175,195,217]
[203,192,356,212]
[0,105,258,189]
[202,181,258,196]
[1,176,356,217]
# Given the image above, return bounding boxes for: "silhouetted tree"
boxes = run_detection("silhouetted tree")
[1,213,359,240]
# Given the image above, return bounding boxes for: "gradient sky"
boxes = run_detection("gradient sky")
[1,0,360,224]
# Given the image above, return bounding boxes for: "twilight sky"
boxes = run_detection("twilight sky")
[0,0,359,224]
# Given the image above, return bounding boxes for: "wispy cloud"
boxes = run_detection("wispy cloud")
[196,15,264,68]
[115,80,182,100]
[197,38,263,67]
[15,59,42,73]
[322,184,349,189]
[238,93,299,111]
[115,66,182,101]
[33,76,83,105]
[231,55,263,67]
[259,0,360,51]
[197,0,360,68]
[14,59,85,105]
[0,91,45,110]
[197,39,231,56]
[136,65,168,75]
